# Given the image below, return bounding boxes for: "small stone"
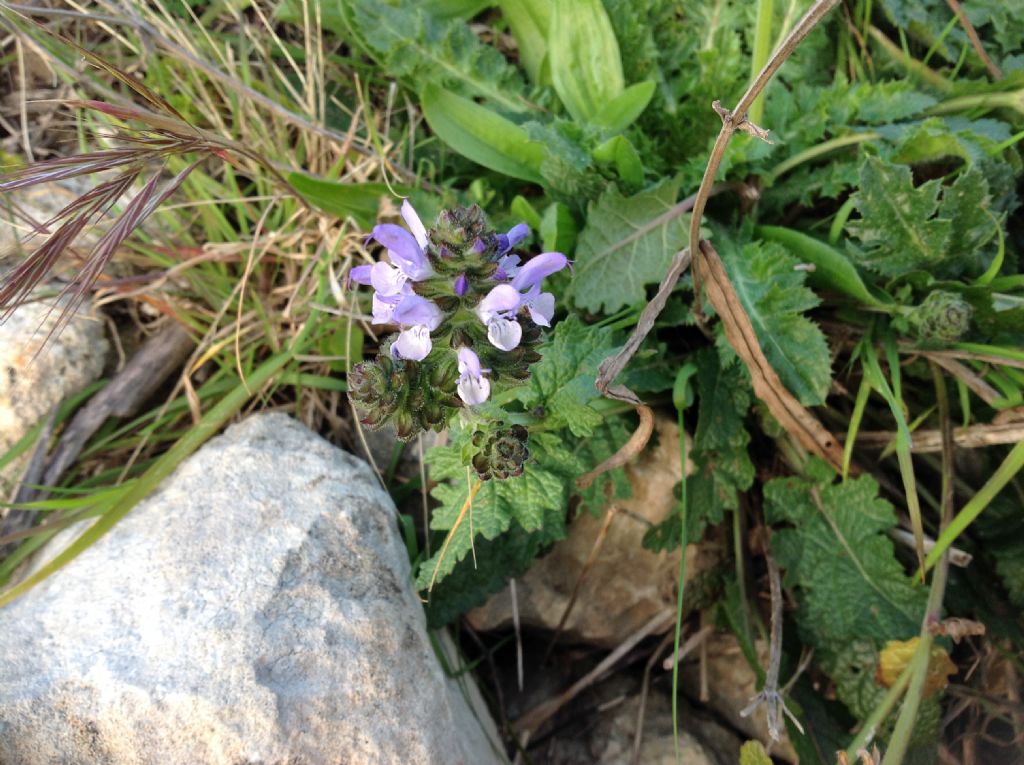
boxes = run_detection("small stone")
[0,283,109,496]
[467,416,724,647]
[0,413,504,765]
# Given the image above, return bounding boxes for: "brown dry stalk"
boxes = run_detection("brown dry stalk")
[855,421,1024,453]
[696,240,847,471]
[944,0,1002,80]
[576,404,654,490]
[593,0,842,471]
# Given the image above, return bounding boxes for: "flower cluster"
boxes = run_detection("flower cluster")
[347,202,568,443]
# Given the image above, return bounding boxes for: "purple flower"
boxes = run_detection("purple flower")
[520,284,555,327]
[364,200,433,297]
[390,294,443,361]
[477,284,523,351]
[456,347,490,405]
[494,253,521,282]
[511,252,569,291]
[454,274,469,296]
[497,223,530,254]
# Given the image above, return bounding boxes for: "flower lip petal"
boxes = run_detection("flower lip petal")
[369,261,407,296]
[487,316,523,351]
[371,292,404,325]
[477,283,522,321]
[511,251,568,291]
[400,199,429,250]
[371,223,430,278]
[393,294,443,331]
[457,375,490,405]
[392,325,432,361]
[526,290,555,327]
[457,346,483,377]
[348,264,373,287]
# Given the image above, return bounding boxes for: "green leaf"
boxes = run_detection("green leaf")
[573,178,690,313]
[548,0,625,123]
[756,225,888,308]
[518,315,619,437]
[767,463,926,649]
[645,350,753,551]
[416,425,593,589]
[498,0,550,84]
[846,155,952,278]
[329,0,532,114]
[539,201,578,254]
[593,135,644,188]
[719,237,832,405]
[422,0,494,19]
[287,173,398,229]
[939,168,999,275]
[420,85,545,183]
[593,80,656,133]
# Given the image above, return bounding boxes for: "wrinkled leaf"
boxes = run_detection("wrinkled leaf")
[573,178,689,313]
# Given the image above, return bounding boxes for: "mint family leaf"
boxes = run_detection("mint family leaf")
[718,236,832,405]
[415,431,573,589]
[572,178,690,313]
[519,315,619,437]
[767,465,925,646]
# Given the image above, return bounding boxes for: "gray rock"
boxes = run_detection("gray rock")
[0,413,506,765]
[0,287,109,496]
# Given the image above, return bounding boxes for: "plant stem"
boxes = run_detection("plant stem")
[749,0,775,126]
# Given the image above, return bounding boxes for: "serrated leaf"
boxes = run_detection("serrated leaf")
[573,178,690,313]
[421,85,545,183]
[846,155,952,278]
[939,168,998,275]
[416,445,567,588]
[767,464,926,648]
[331,0,532,114]
[719,237,832,405]
[519,315,619,436]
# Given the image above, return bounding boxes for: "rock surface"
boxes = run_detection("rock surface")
[542,675,741,765]
[0,413,505,765]
[0,285,109,496]
[467,416,723,647]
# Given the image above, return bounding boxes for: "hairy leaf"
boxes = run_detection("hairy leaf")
[718,237,832,405]
[518,315,619,437]
[846,155,952,278]
[573,178,690,313]
[767,464,926,648]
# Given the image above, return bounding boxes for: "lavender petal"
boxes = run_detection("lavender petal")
[511,251,569,291]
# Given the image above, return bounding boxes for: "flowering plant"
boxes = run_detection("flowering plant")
[348,201,568,479]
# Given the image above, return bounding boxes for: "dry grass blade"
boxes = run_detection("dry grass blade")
[695,240,847,471]
[855,421,1024,453]
[576,405,654,490]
